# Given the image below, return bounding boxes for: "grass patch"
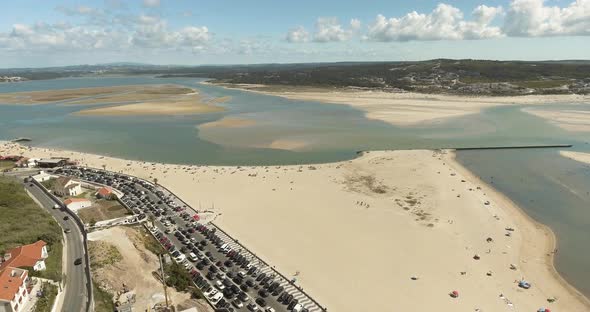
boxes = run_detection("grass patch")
[138,226,165,255]
[0,177,63,281]
[0,160,15,171]
[40,178,57,191]
[34,282,58,312]
[92,280,115,312]
[77,200,130,224]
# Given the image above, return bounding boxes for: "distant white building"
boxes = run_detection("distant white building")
[31,171,52,183]
[54,177,82,197]
[64,198,92,211]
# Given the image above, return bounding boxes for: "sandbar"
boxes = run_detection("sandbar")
[2,141,589,312]
[0,84,193,105]
[208,82,590,127]
[523,107,590,132]
[560,151,590,164]
[74,94,224,116]
[199,117,257,129]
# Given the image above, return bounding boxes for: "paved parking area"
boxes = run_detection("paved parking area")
[54,167,325,312]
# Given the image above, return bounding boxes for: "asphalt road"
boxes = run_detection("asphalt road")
[23,181,88,312]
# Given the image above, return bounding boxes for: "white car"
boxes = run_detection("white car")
[173,254,186,263]
[264,308,276,312]
[215,280,225,290]
[292,304,303,312]
[211,292,224,303]
[188,252,198,262]
[206,289,218,298]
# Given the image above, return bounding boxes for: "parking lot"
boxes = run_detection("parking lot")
[54,167,324,312]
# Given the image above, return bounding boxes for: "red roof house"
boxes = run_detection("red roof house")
[0,241,48,272]
[96,187,113,199]
[0,267,30,312]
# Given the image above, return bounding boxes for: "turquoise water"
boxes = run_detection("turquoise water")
[0,76,589,296]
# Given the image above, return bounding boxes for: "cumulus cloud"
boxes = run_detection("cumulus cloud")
[286,26,309,43]
[0,6,210,54]
[366,3,504,41]
[313,17,354,42]
[503,0,590,36]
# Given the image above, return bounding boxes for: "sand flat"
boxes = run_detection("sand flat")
[210,82,590,126]
[199,117,257,129]
[0,84,193,105]
[524,107,590,132]
[560,151,590,164]
[74,94,224,116]
[2,141,589,312]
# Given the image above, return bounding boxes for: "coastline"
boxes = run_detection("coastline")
[204,81,590,127]
[448,151,590,308]
[2,141,589,311]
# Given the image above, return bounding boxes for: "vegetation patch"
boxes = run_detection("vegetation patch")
[0,160,15,171]
[77,200,130,224]
[34,282,58,312]
[0,177,63,281]
[92,280,115,312]
[345,174,388,195]
[137,226,165,255]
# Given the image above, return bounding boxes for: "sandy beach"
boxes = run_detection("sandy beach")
[2,141,589,312]
[208,82,590,127]
[560,151,590,164]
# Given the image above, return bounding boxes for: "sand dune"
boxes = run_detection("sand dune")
[2,141,589,312]
[210,82,590,126]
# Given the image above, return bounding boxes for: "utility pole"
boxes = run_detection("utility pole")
[158,253,170,310]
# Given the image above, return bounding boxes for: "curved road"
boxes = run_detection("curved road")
[24,182,88,312]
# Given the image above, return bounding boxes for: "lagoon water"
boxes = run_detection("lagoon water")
[1,76,589,296]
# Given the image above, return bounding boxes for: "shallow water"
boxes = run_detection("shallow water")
[1,76,589,296]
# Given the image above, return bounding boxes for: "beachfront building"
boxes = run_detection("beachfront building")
[53,177,82,197]
[37,158,67,168]
[64,198,92,211]
[95,187,114,200]
[0,267,30,312]
[31,171,52,183]
[0,241,48,272]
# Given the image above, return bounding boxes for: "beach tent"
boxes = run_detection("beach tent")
[193,214,200,221]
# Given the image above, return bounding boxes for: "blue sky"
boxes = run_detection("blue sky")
[0,0,589,67]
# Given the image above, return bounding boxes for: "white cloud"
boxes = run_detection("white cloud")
[286,26,309,43]
[143,0,161,8]
[313,17,354,42]
[503,0,590,36]
[366,3,504,42]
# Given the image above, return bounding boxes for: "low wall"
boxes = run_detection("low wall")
[31,178,94,312]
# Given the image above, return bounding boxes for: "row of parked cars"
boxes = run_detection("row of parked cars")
[56,166,309,312]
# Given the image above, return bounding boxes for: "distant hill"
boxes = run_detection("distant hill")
[1,59,589,95]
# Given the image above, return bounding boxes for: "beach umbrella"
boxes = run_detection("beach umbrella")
[450,290,459,298]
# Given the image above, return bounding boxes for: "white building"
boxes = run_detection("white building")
[54,177,82,197]
[31,171,52,183]
[0,267,30,312]
[64,198,92,211]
